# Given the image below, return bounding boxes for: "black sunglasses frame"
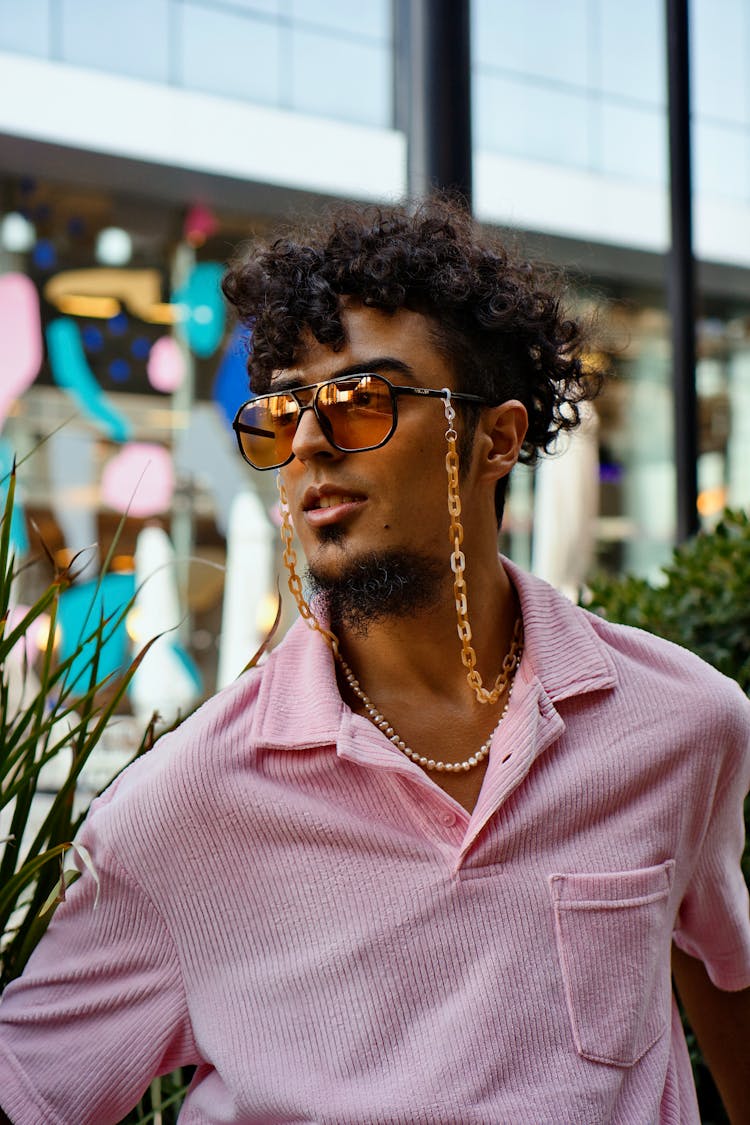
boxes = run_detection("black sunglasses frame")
[232,373,496,470]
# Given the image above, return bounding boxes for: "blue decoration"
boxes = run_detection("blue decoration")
[171,644,203,695]
[0,438,30,556]
[107,311,129,337]
[34,204,51,222]
[172,262,225,358]
[46,318,131,442]
[599,462,623,485]
[57,573,135,695]
[67,215,86,237]
[108,358,130,382]
[32,240,57,270]
[131,336,151,360]
[212,325,252,428]
[20,177,36,196]
[81,325,104,352]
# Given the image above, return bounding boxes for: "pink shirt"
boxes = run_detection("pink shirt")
[1,561,749,1125]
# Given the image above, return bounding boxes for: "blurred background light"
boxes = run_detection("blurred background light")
[95,226,133,266]
[0,273,43,429]
[100,441,175,517]
[183,203,218,247]
[31,239,57,270]
[57,295,119,318]
[125,605,144,643]
[1,211,36,253]
[147,335,185,392]
[107,311,129,336]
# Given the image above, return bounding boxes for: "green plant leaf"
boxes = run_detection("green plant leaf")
[38,866,81,916]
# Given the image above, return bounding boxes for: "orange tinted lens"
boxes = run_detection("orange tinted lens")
[236,395,298,468]
[318,375,394,450]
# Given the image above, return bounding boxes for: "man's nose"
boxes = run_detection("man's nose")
[290,405,342,463]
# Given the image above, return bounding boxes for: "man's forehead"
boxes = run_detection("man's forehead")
[270,305,446,389]
[269,327,339,388]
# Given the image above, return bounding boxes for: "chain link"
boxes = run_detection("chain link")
[442,392,523,705]
[277,478,340,657]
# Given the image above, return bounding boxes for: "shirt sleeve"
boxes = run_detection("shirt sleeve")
[673,686,750,991]
[0,800,198,1125]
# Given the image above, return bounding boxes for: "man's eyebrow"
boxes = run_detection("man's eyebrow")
[268,357,416,394]
[336,358,416,380]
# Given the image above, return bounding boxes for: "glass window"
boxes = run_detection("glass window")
[691,0,748,126]
[60,0,170,83]
[206,0,283,13]
[178,3,281,106]
[727,347,750,506]
[475,72,591,168]
[472,0,590,89]
[613,311,676,577]
[290,0,390,43]
[600,103,667,185]
[289,28,391,127]
[694,120,749,201]
[597,0,665,107]
[0,0,51,58]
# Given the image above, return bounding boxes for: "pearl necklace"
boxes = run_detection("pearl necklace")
[336,620,524,774]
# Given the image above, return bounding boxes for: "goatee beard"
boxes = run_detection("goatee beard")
[305,549,446,637]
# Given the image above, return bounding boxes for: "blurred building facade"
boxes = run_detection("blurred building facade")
[0,0,749,704]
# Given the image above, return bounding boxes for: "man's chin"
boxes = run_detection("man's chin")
[314,521,348,547]
[305,548,445,637]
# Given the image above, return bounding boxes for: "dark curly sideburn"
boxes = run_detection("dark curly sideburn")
[222,197,602,527]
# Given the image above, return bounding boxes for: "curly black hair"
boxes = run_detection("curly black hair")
[222,197,602,524]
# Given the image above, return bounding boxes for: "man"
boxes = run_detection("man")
[1,200,748,1124]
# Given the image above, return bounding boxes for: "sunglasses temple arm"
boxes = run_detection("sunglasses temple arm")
[394,387,493,405]
[235,424,277,438]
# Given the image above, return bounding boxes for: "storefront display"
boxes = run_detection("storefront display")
[1,174,749,734]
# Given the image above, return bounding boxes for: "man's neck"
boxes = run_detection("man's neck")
[329,554,521,816]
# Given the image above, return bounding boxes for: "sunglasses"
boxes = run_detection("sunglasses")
[232,372,495,470]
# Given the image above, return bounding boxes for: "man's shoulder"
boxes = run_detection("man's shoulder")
[89,661,265,822]
[582,603,744,696]
[508,558,749,731]
[86,617,333,829]
[569,603,750,770]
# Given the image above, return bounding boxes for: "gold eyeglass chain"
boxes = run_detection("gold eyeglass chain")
[443,391,523,705]
[279,476,341,660]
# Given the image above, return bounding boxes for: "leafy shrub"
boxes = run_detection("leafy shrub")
[585,508,750,1125]
[585,508,750,692]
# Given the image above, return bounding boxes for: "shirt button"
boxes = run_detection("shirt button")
[439,809,457,827]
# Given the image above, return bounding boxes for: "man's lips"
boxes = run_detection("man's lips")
[301,486,367,527]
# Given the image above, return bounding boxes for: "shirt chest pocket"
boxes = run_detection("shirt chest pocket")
[548,861,675,1067]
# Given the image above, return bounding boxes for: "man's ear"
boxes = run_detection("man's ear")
[477,399,528,482]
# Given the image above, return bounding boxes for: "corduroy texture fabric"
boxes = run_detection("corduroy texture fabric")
[1,561,749,1125]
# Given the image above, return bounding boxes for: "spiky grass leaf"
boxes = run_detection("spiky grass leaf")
[0,464,171,987]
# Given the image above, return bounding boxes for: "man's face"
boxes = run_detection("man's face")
[276,304,487,602]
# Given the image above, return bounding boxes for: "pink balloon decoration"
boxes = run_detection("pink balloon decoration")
[7,605,37,664]
[101,443,175,518]
[184,203,218,244]
[0,274,43,427]
[147,336,185,392]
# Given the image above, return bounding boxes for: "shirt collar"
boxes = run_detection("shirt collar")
[251,559,617,750]
[250,614,344,750]
[502,556,618,703]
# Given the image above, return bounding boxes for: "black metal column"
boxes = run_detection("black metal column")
[666,0,699,540]
[395,0,472,207]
